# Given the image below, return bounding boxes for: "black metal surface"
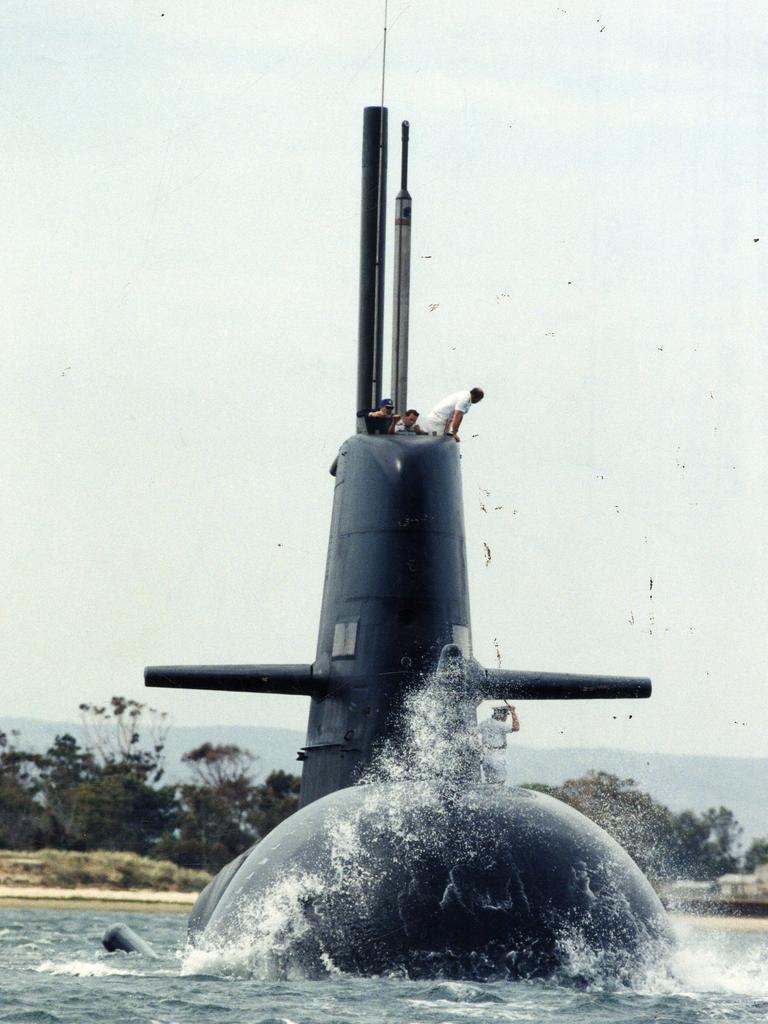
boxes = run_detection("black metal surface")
[299,432,470,806]
[187,846,253,940]
[145,664,322,697]
[400,120,409,190]
[195,783,671,980]
[482,669,652,700]
[356,106,387,423]
[102,923,159,958]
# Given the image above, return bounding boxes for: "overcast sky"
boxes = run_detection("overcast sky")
[2,1,766,760]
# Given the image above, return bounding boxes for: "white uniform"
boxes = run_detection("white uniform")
[478,716,514,784]
[425,390,472,436]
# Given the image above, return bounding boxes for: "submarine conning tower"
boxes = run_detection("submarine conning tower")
[300,432,471,806]
[144,106,652,811]
[299,105,468,804]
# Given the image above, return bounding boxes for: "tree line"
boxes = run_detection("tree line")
[0,697,299,872]
[526,772,766,881]
[1,696,766,879]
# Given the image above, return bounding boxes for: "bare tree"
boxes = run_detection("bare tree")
[78,696,170,782]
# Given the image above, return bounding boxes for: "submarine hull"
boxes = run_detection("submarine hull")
[188,784,670,981]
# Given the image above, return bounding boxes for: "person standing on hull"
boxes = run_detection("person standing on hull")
[479,704,520,784]
[426,387,484,441]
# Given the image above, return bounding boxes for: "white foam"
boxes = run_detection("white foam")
[665,919,768,998]
[181,869,329,979]
[550,916,768,997]
[36,958,142,978]
[364,669,480,793]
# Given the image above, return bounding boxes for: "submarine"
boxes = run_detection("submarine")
[122,108,670,980]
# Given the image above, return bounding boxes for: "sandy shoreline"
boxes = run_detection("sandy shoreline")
[672,912,768,932]
[0,885,197,912]
[1,887,767,930]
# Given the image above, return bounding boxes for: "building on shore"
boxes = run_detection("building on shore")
[718,863,768,900]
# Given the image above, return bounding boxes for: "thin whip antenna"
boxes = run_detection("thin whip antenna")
[380,0,388,109]
[371,0,388,402]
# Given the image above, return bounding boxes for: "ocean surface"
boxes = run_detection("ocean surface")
[1,907,767,1024]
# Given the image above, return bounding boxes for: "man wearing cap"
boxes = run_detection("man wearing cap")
[361,398,397,435]
[425,387,484,441]
[478,704,520,785]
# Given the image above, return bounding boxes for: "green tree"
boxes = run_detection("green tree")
[253,770,301,837]
[37,734,96,847]
[67,773,177,854]
[743,837,768,873]
[1,705,304,866]
[665,806,741,879]
[525,771,742,881]
[0,731,46,849]
[167,749,302,872]
[701,806,742,877]
[38,700,175,854]
[169,744,263,871]
[525,771,676,879]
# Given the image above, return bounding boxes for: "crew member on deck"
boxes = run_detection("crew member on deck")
[478,704,520,784]
[360,398,396,434]
[425,388,484,441]
[389,409,426,434]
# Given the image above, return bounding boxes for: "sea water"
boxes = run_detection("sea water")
[1,906,767,1024]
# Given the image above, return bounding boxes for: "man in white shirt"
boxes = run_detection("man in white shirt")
[478,704,520,784]
[425,387,484,441]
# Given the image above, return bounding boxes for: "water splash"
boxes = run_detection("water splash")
[182,670,672,985]
[665,918,768,998]
[36,959,144,978]
[182,870,331,980]
[362,669,481,791]
[182,670,480,979]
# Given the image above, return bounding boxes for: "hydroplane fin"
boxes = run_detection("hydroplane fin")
[480,668,651,700]
[145,664,323,697]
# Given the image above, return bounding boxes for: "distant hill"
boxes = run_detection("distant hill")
[1,717,305,782]
[3,717,766,846]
